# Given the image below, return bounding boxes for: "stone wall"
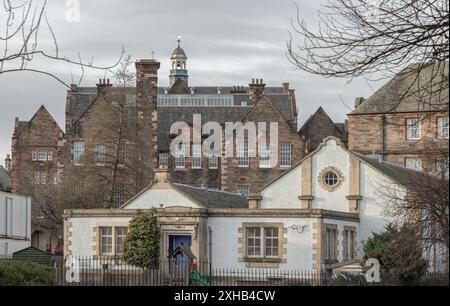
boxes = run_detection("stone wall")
[348,111,449,170]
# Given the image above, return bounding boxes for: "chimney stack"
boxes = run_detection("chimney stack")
[153,167,171,185]
[247,193,262,209]
[249,78,266,105]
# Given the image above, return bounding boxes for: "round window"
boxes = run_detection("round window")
[323,171,339,187]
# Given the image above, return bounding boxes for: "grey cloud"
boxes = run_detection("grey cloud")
[0,0,381,162]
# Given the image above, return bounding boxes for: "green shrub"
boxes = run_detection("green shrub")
[122,209,160,268]
[0,259,54,286]
[362,224,428,285]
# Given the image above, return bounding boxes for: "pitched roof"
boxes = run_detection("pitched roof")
[0,165,11,192]
[299,107,343,135]
[65,87,98,121]
[157,106,252,151]
[173,183,247,208]
[351,152,435,187]
[259,136,436,193]
[168,78,190,94]
[66,86,296,126]
[350,62,449,115]
[14,105,63,136]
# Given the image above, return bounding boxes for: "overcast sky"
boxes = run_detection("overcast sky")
[0,0,384,164]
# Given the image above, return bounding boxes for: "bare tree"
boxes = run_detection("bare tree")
[287,0,449,112]
[0,0,124,87]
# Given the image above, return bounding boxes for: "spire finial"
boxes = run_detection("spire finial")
[177,34,182,47]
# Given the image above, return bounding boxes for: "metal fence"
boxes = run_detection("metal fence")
[1,256,448,286]
[53,257,334,286]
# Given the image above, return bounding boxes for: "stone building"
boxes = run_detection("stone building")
[298,107,347,152]
[66,137,446,272]
[11,106,65,251]
[348,63,449,172]
[64,59,160,209]
[156,40,305,195]
[10,40,307,250]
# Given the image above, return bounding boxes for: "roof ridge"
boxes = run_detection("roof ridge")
[173,183,244,197]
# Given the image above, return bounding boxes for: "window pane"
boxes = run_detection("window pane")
[113,185,124,208]
[208,155,218,169]
[47,150,53,161]
[38,149,47,161]
[94,144,105,164]
[175,145,185,169]
[280,143,291,167]
[259,143,270,168]
[72,141,85,163]
[115,227,128,255]
[238,186,249,198]
[237,143,249,167]
[100,227,113,255]
[192,144,202,169]
[159,153,169,167]
[438,117,449,138]
[52,169,58,185]
[264,227,279,258]
[406,118,420,139]
[247,227,261,257]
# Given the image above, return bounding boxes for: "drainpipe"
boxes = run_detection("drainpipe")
[381,114,386,160]
[208,226,212,275]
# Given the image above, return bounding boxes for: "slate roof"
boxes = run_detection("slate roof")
[66,86,296,125]
[65,87,97,121]
[352,152,434,187]
[158,106,252,151]
[173,183,247,208]
[351,62,449,115]
[0,165,11,192]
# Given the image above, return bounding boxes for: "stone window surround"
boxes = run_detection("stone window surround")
[322,223,339,264]
[238,222,287,268]
[92,222,129,260]
[343,225,357,261]
[317,166,344,192]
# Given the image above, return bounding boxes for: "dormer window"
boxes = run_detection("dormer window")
[217,87,222,95]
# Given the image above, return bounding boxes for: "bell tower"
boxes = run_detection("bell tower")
[169,35,189,87]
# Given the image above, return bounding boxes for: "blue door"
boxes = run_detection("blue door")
[168,235,192,264]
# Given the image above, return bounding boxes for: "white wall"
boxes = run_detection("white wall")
[69,217,131,257]
[311,140,349,212]
[208,217,314,270]
[124,189,199,209]
[260,165,300,209]
[358,163,397,245]
[0,191,31,256]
